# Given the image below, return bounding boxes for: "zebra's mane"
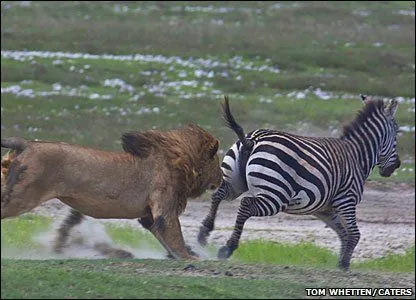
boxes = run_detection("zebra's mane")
[341,99,385,138]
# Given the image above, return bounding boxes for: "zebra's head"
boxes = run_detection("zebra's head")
[373,98,401,177]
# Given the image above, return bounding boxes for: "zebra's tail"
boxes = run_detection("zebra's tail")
[1,137,29,153]
[221,95,254,149]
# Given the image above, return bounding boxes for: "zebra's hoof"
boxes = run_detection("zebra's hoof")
[217,246,232,259]
[197,226,209,247]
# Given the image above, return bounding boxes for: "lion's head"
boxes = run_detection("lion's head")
[122,124,222,200]
[184,125,222,198]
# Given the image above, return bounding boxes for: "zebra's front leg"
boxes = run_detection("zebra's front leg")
[198,181,235,246]
[336,206,360,271]
[218,195,279,259]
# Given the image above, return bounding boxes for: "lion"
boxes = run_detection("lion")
[1,124,222,259]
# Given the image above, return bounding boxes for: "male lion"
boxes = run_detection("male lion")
[1,124,222,259]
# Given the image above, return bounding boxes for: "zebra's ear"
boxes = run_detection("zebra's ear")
[360,94,368,102]
[385,99,399,117]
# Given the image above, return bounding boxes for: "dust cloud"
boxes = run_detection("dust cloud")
[2,218,167,260]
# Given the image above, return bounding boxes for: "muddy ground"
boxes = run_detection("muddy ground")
[27,182,415,261]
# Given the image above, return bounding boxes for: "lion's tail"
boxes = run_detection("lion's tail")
[1,137,29,153]
[221,95,254,149]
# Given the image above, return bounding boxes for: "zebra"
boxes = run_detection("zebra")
[198,95,401,270]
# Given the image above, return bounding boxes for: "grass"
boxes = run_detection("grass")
[2,3,414,83]
[0,214,51,249]
[232,239,338,267]
[0,259,334,299]
[355,246,415,273]
[232,239,414,273]
[105,223,164,251]
[1,258,415,299]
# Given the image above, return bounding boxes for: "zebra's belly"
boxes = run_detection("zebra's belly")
[284,190,318,214]
[248,183,325,215]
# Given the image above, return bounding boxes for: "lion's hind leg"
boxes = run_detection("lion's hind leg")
[54,207,84,253]
[55,206,134,258]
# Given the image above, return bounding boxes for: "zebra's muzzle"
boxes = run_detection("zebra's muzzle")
[379,159,401,177]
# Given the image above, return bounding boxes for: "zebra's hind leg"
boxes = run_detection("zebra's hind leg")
[336,206,360,271]
[198,181,236,246]
[54,208,84,253]
[218,195,278,259]
[315,210,349,270]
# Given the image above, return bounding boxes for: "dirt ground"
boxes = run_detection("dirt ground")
[28,181,415,261]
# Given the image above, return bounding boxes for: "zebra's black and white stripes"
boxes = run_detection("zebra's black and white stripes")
[198,95,401,270]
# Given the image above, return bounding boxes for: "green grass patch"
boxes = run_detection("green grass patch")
[232,239,415,273]
[105,223,163,251]
[232,239,338,267]
[354,246,415,273]
[1,214,51,249]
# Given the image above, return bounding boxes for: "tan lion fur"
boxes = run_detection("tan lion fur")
[1,124,222,259]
